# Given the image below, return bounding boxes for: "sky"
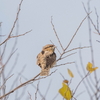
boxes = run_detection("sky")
[0,0,100,100]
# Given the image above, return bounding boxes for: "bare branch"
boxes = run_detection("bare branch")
[75,62,92,98]
[94,8,99,32]
[10,65,26,91]
[0,30,32,46]
[59,73,65,80]
[73,72,89,96]
[79,45,95,93]
[0,69,57,99]
[1,42,7,59]
[50,40,61,55]
[35,70,57,81]
[75,91,85,98]
[64,12,91,51]
[7,54,19,77]
[51,16,64,51]
[0,74,14,89]
[65,46,90,54]
[35,81,40,100]
[18,73,44,98]
[55,62,75,67]
[0,73,40,99]
[0,0,24,46]
[57,46,90,61]
[82,2,100,34]
[96,40,100,43]
[0,0,32,46]
[28,91,32,100]
[58,52,77,61]
[52,93,59,100]
[57,13,91,61]
[0,37,9,46]
[10,30,32,38]
[0,49,17,75]
[83,3,99,99]
[0,22,2,25]
[9,0,23,36]
[44,80,52,97]
[0,35,5,37]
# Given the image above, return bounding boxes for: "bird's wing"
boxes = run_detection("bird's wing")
[37,53,45,68]
[36,53,41,66]
[46,52,56,68]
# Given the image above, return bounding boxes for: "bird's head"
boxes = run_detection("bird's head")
[42,44,56,52]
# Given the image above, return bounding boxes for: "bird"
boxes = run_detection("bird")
[37,44,56,76]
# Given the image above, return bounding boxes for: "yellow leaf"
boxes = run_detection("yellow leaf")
[67,69,74,78]
[86,62,98,73]
[59,82,72,100]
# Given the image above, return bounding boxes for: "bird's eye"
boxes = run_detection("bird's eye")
[41,51,44,54]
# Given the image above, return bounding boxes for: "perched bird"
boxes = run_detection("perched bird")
[37,44,56,76]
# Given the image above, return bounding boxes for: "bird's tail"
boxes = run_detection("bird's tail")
[40,68,50,76]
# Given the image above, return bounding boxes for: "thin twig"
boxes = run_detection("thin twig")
[10,30,32,38]
[27,91,32,100]
[1,42,7,59]
[35,81,40,100]
[75,62,92,98]
[16,86,27,100]
[59,52,77,61]
[73,72,89,95]
[18,73,44,98]
[75,91,85,98]
[52,93,59,100]
[44,80,52,97]
[0,49,17,75]
[57,12,91,61]
[7,54,19,77]
[83,2,98,99]
[0,22,2,26]
[4,49,17,66]
[0,30,32,46]
[64,12,92,51]
[65,46,90,54]
[94,8,99,32]
[79,45,95,93]
[0,73,40,99]
[0,0,32,46]
[59,73,65,80]
[0,0,24,46]
[79,45,86,75]
[96,40,100,43]
[82,2,100,34]
[10,65,26,91]
[0,74,14,89]
[9,0,23,36]
[35,70,57,81]
[73,97,77,100]
[51,16,64,51]
[55,62,75,67]
[0,69,57,99]
[50,40,61,55]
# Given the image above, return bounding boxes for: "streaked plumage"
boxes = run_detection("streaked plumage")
[37,44,56,76]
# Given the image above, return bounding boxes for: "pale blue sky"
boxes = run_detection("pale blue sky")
[0,0,100,100]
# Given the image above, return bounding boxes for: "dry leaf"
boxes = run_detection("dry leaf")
[86,62,98,73]
[59,82,72,100]
[67,69,74,78]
